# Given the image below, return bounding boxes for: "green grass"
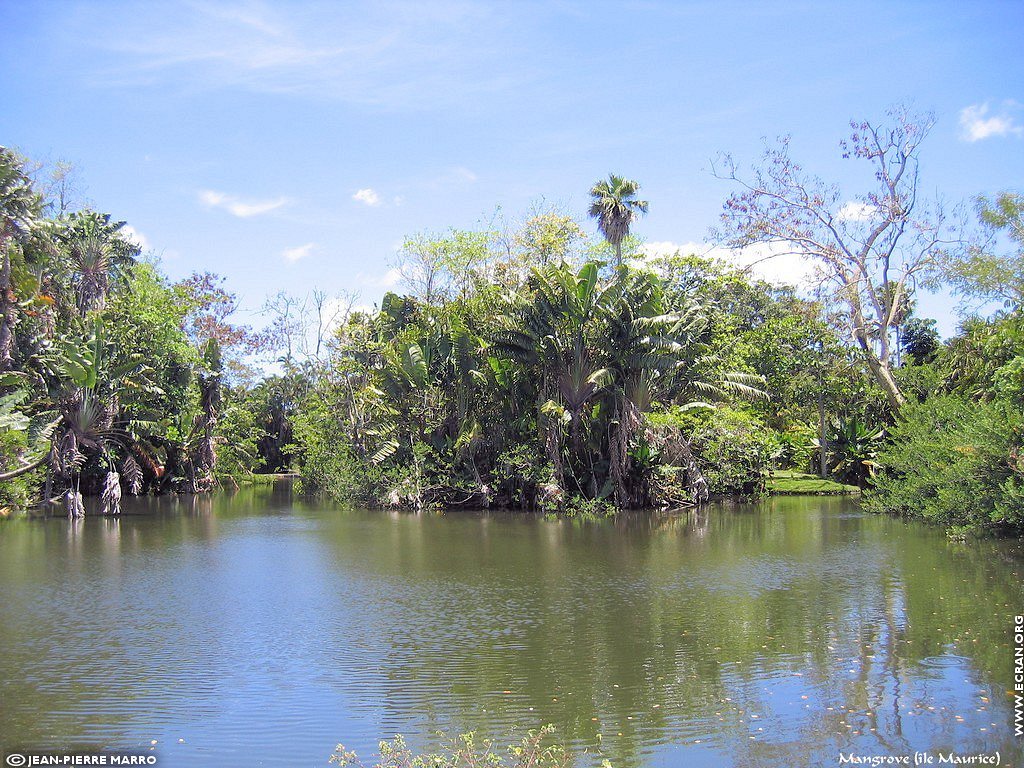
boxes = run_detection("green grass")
[230,471,299,486]
[767,470,860,495]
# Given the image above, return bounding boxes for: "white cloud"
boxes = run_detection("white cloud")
[638,240,815,289]
[959,103,1023,142]
[837,202,878,222]
[120,224,151,251]
[359,266,403,288]
[282,243,315,262]
[640,241,700,259]
[199,189,288,217]
[352,188,381,206]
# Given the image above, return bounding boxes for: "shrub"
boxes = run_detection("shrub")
[330,725,608,768]
[688,407,776,497]
[648,405,776,498]
[866,395,1024,533]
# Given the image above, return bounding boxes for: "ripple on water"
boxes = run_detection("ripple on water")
[918,654,971,670]
[0,498,1022,768]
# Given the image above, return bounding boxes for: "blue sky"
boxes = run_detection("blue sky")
[2,0,1022,336]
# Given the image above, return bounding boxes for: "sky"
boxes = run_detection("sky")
[2,0,1023,337]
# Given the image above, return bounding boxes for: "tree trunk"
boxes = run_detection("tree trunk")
[851,302,906,412]
[0,451,48,481]
[818,384,828,479]
[859,344,906,412]
[0,234,17,371]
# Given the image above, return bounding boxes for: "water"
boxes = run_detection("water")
[0,484,1021,767]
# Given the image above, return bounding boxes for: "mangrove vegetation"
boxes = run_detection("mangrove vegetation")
[1,108,1022,534]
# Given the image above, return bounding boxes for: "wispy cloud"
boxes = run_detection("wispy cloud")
[282,242,315,262]
[81,1,536,109]
[424,166,479,188]
[352,188,381,206]
[959,102,1023,142]
[199,189,288,217]
[451,166,477,182]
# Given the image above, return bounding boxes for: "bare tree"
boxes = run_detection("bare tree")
[309,288,357,361]
[41,160,84,217]
[262,289,358,367]
[262,291,307,368]
[714,106,963,411]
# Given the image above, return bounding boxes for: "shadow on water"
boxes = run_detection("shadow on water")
[0,488,1021,767]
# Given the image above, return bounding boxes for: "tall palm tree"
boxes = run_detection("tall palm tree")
[587,174,648,267]
[58,211,139,317]
[0,147,40,370]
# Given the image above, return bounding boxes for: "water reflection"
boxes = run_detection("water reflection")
[0,489,1021,767]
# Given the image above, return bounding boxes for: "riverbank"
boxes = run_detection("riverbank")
[766,470,861,496]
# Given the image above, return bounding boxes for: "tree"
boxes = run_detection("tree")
[945,191,1024,310]
[396,229,493,304]
[176,271,261,381]
[192,339,222,489]
[587,174,648,267]
[515,210,585,266]
[0,147,40,370]
[56,210,140,316]
[47,320,154,515]
[715,107,962,412]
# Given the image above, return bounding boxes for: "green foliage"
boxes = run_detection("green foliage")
[647,404,775,499]
[867,395,1024,533]
[684,407,776,497]
[561,495,615,519]
[294,256,774,512]
[815,415,885,487]
[944,191,1024,309]
[292,393,400,506]
[0,147,269,511]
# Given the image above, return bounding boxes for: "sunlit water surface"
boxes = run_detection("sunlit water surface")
[1,485,1022,767]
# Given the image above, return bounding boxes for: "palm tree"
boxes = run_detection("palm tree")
[0,147,40,370]
[587,174,648,267]
[57,211,139,317]
[191,339,222,491]
[48,321,155,514]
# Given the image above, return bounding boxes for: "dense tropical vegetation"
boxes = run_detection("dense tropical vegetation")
[1,109,1022,534]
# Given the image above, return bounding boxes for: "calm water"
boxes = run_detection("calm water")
[0,485,1022,767]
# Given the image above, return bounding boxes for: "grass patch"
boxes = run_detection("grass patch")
[768,470,860,495]
[233,472,298,486]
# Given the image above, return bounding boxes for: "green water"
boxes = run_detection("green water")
[0,486,1021,767]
